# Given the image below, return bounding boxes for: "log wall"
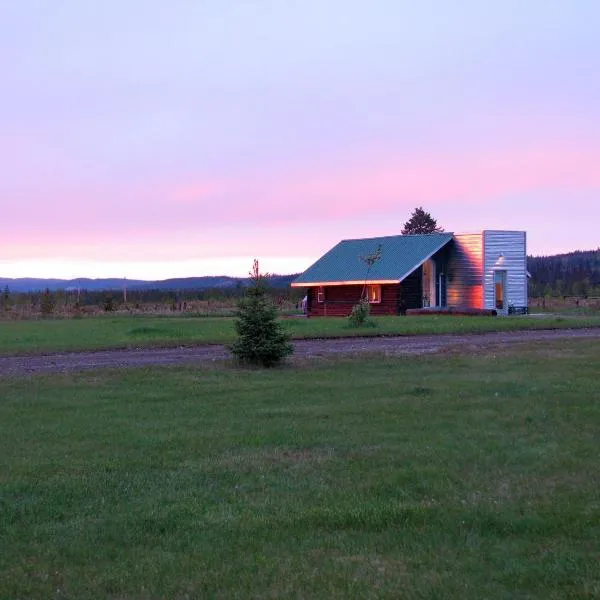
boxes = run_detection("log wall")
[307,284,400,317]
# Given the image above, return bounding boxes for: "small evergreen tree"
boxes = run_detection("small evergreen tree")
[2,285,9,311]
[103,294,115,312]
[401,206,444,235]
[40,288,55,317]
[230,260,293,367]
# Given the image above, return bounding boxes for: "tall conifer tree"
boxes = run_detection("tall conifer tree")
[401,207,444,235]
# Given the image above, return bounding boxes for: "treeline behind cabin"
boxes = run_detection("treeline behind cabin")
[527,249,600,298]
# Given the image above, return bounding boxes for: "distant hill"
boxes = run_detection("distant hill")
[0,274,299,293]
[3,247,598,297]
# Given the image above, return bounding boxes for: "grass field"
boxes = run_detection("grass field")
[1,340,599,598]
[1,312,600,355]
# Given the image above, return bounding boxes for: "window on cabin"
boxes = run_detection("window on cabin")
[367,284,381,304]
[316,286,325,303]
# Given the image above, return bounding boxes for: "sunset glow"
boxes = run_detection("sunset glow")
[1,1,599,280]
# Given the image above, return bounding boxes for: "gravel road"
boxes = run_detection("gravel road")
[1,328,599,378]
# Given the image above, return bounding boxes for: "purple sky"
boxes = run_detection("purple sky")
[1,1,599,279]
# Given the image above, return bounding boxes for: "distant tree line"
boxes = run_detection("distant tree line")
[0,281,305,315]
[3,248,600,315]
[527,249,600,298]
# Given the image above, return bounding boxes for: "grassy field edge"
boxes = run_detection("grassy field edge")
[1,313,600,356]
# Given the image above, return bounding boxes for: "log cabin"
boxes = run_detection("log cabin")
[291,231,528,317]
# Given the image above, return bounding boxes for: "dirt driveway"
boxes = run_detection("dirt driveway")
[1,328,599,378]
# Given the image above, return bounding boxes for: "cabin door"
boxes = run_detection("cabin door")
[422,259,436,307]
[494,270,508,315]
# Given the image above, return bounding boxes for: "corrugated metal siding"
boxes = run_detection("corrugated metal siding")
[483,231,527,311]
[446,233,484,308]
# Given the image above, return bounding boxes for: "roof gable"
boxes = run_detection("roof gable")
[292,233,453,286]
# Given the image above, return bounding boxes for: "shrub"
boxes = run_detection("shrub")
[348,299,373,327]
[230,260,293,367]
[103,294,114,312]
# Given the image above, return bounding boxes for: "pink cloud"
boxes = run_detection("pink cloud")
[3,138,599,263]
[168,181,222,205]
[243,142,600,219]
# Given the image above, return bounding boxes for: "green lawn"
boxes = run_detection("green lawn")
[1,312,600,355]
[1,341,599,598]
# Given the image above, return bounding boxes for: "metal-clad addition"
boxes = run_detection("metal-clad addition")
[483,231,527,313]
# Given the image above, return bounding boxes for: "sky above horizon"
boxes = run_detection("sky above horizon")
[1,0,599,280]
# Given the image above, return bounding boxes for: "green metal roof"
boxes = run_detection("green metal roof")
[292,233,453,286]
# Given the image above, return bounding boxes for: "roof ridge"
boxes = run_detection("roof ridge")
[340,232,453,242]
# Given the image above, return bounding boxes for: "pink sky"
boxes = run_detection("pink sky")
[1,1,599,279]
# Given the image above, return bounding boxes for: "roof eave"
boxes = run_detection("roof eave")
[291,279,400,287]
